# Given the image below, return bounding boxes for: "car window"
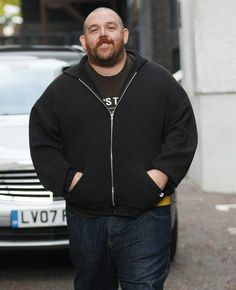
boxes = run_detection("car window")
[0,56,77,115]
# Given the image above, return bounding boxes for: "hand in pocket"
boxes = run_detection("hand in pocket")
[146,169,168,191]
[69,171,83,192]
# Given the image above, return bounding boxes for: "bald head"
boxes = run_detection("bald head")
[83,7,124,34]
[79,6,129,70]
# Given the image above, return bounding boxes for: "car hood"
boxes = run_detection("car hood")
[0,115,33,170]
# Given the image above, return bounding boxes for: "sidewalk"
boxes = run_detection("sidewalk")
[165,178,236,290]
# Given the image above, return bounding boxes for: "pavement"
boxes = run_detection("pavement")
[165,178,236,290]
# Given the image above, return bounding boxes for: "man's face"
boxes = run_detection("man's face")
[80,10,129,67]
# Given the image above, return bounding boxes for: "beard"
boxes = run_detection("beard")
[86,36,126,67]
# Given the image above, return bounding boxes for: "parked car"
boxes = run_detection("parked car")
[0,45,178,259]
[0,45,84,249]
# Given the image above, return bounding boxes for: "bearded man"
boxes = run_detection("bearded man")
[29,7,197,290]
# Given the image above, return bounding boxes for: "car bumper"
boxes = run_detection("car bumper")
[0,198,69,249]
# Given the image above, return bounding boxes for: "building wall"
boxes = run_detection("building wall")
[139,0,174,72]
[21,0,127,34]
[139,0,153,60]
[179,0,236,193]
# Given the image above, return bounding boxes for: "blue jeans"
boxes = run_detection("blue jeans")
[66,206,171,290]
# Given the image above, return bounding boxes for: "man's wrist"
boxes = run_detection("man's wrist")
[69,171,83,192]
[147,169,168,191]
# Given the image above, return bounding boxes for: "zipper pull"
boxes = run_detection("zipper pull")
[110,111,114,120]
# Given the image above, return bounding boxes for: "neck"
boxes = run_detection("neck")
[88,52,127,76]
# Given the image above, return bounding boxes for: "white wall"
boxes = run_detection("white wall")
[179,0,236,193]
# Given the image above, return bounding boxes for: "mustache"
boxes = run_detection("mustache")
[96,36,114,49]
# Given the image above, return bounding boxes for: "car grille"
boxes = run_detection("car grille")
[0,226,68,242]
[0,169,55,202]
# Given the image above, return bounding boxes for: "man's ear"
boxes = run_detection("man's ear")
[123,28,129,45]
[79,35,87,51]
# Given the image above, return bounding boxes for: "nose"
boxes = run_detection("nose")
[99,26,108,36]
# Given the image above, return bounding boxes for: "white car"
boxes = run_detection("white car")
[0,45,84,248]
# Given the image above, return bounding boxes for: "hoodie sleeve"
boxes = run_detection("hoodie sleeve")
[151,79,198,190]
[29,83,72,196]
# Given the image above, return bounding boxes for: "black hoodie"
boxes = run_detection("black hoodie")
[29,51,197,217]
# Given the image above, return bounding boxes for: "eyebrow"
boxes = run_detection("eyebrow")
[87,21,119,31]
[105,22,118,26]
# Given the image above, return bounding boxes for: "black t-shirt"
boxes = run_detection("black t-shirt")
[84,54,134,113]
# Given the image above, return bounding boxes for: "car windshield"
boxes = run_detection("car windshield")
[0,55,75,115]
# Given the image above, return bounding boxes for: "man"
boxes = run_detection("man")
[29,7,197,290]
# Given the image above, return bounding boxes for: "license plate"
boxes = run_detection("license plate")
[11,207,67,228]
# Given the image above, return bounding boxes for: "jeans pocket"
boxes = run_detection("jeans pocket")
[148,205,171,219]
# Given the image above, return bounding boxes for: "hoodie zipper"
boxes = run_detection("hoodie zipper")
[79,72,137,212]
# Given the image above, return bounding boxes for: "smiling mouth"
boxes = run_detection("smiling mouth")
[98,43,112,48]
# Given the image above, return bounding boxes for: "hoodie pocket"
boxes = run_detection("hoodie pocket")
[114,161,162,209]
[64,162,111,209]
